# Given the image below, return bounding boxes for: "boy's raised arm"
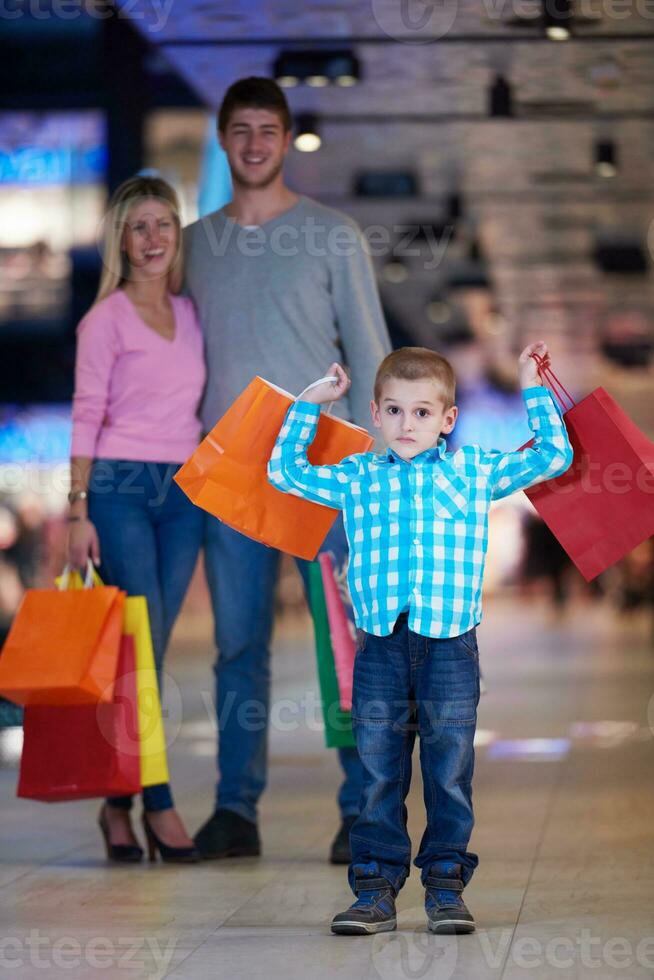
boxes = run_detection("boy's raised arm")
[480,341,573,500]
[482,385,573,501]
[267,399,359,510]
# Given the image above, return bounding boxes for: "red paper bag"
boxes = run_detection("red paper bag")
[523,361,654,581]
[18,635,141,802]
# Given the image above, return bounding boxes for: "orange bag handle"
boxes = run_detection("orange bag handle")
[530,353,576,413]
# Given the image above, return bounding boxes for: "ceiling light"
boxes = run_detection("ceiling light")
[546,25,571,39]
[595,139,618,178]
[543,0,572,40]
[273,50,361,88]
[328,52,361,86]
[277,75,299,88]
[294,114,321,152]
[426,300,452,324]
[383,256,409,284]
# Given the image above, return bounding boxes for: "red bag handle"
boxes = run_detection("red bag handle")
[530,352,576,413]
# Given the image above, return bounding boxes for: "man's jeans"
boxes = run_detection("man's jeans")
[348,612,480,896]
[204,514,364,825]
[88,459,204,813]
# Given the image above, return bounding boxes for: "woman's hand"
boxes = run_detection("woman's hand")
[67,519,101,569]
[299,363,351,405]
[518,341,551,389]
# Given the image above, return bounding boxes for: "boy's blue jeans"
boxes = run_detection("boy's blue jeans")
[348,612,480,896]
[204,514,364,824]
[88,459,204,813]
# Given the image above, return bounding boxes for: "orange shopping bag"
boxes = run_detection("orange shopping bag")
[175,376,374,560]
[0,563,125,707]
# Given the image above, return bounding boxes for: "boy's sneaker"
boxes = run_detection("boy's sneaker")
[425,861,475,934]
[331,866,397,936]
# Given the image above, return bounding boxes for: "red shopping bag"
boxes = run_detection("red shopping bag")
[18,635,141,801]
[318,553,355,712]
[174,376,374,560]
[522,357,654,581]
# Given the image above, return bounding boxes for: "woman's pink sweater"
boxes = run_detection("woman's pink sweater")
[71,289,206,464]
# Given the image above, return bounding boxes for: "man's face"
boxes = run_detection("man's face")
[219,108,291,190]
[371,378,458,461]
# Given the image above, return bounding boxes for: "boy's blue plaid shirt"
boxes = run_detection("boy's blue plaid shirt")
[268,386,573,638]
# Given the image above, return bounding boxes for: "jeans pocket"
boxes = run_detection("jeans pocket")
[457,628,479,658]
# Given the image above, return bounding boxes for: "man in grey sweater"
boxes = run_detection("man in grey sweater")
[184,78,391,863]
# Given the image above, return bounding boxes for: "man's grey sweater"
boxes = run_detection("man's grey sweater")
[183,196,391,434]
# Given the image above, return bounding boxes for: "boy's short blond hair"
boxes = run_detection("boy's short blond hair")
[374,347,456,407]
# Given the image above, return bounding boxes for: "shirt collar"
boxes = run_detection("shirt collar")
[385,437,448,465]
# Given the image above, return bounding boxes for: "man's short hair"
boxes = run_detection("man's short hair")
[374,347,456,406]
[218,77,292,133]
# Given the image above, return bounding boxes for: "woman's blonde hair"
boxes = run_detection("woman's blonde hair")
[95,175,184,304]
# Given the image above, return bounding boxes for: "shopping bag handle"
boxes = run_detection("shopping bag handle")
[530,353,576,413]
[297,375,339,417]
[57,559,100,591]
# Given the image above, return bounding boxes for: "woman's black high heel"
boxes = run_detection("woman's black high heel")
[98,806,144,863]
[141,814,201,864]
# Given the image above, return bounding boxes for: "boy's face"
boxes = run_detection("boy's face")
[371,378,458,461]
[219,107,291,190]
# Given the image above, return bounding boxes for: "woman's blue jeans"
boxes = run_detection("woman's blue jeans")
[348,612,480,895]
[88,459,204,813]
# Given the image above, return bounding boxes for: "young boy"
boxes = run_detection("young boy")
[267,343,573,936]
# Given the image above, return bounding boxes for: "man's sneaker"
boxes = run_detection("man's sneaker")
[331,867,397,936]
[193,808,261,860]
[329,815,357,865]
[425,861,475,934]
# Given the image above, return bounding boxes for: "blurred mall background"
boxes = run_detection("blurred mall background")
[0,1,652,660]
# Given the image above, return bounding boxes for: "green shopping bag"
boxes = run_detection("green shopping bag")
[307,562,355,749]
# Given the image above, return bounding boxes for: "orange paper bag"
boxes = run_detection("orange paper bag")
[0,573,124,707]
[175,376,374,560]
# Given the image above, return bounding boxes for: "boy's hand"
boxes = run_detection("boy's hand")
[299,363,351,405]
[518,341,551,389]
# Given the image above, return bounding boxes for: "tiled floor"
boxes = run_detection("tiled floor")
[1,596,653,979]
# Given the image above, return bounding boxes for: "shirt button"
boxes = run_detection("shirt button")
[413,538,420,545]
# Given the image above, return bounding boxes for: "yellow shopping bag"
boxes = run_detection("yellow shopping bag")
[122,596,169,788]
[55,566,169,788]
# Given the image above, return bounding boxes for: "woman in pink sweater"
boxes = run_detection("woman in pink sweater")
[68,176,205,864]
